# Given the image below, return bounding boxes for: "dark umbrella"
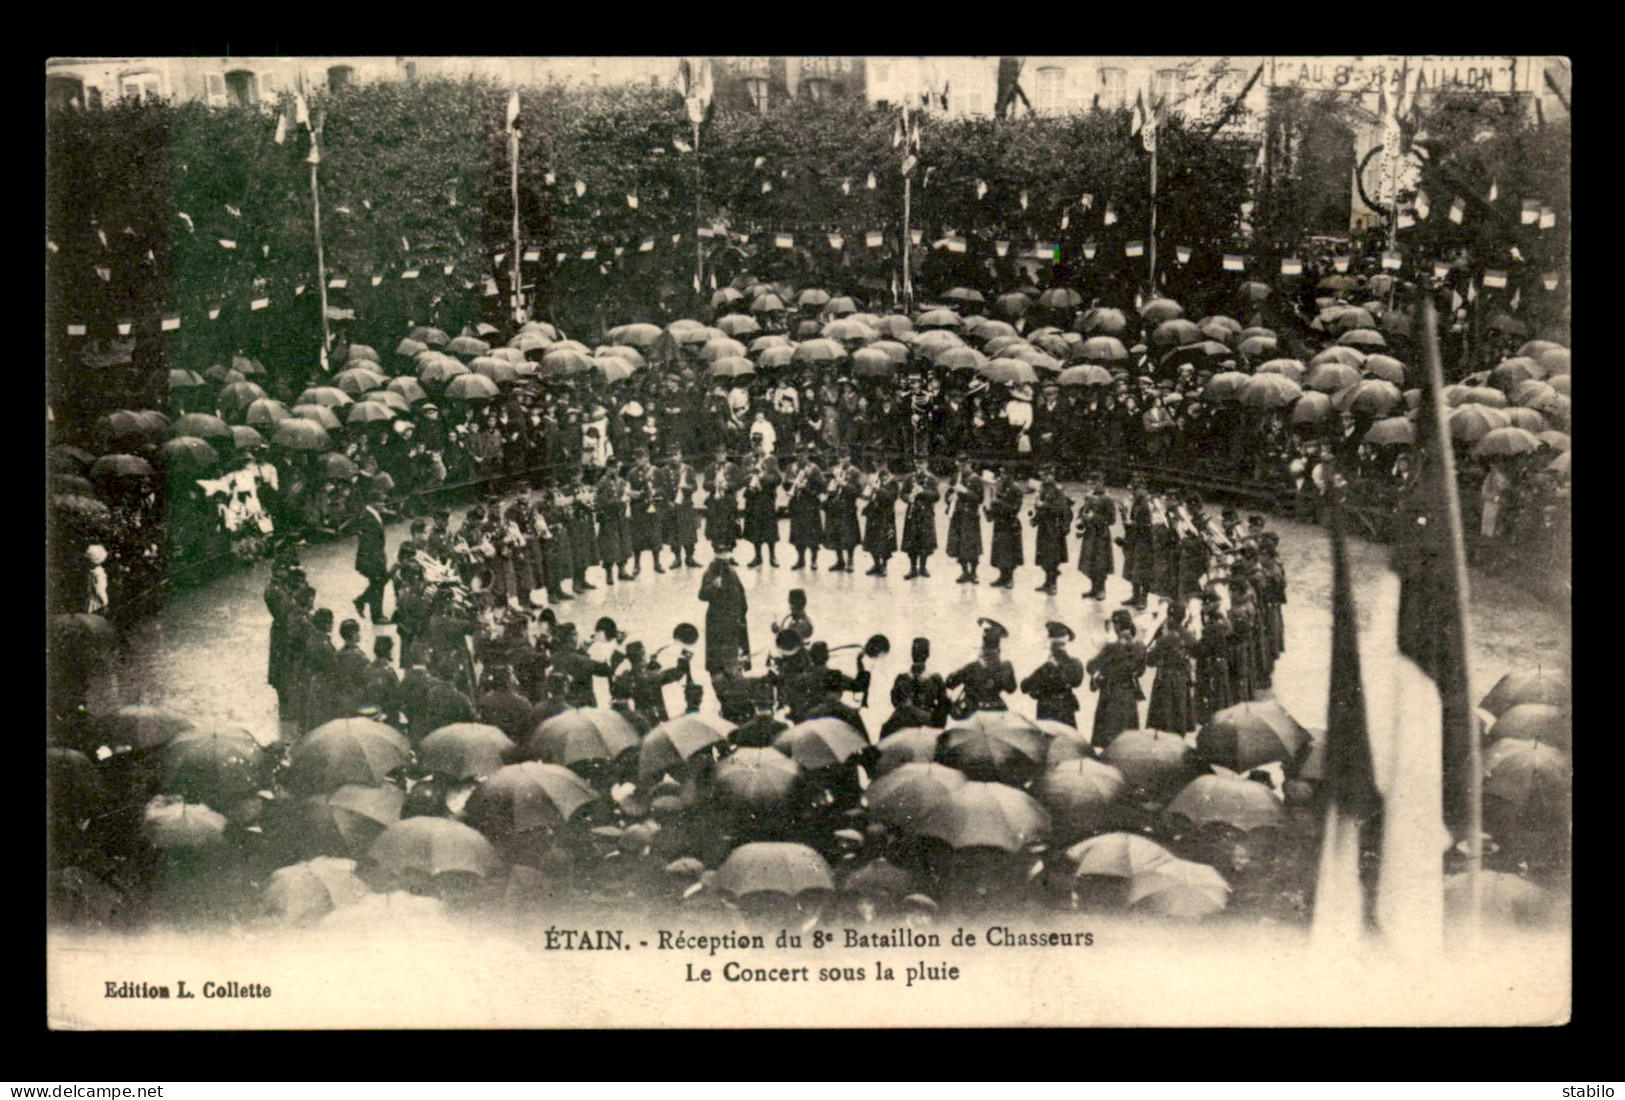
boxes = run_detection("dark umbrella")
[873,726,945,777]
[418,723,515,782]
[1480,670,1570,717]
[1196,701,1310,773]
[104,704,193,751]
[523,708,638,767]
[271,784,404,859]
[287,718,412,793]
[1290,392,1335,426]
[291,404,344,432]
[916,781,1049,851]
[445,374,501,401]
[1334,379,1403,417]
[773,717,868,770]
[1076,307,1128,336]
[1127,857,1231,918]
[89,455,154,486]
[1202,371,1251,403]
[1038,287,1083,310]
[1151,319,1202,349]
[938,711,1047,783]
[366,817,501,885]
[1487,704,1570,751]
[1363,417,1416,445]
[464,761,600,839]
[161,727,268,808]
[1058,365,1115,387]
[1444,871,1555,928]
[1237,373,1304,410]
[1483,738,1570,819]
[867,762,969,831]
[1034,758,1127,843]
[230,425,264,449]
[639,715,732,784]
[262,857,372,923]
[271,418,332,452]
[245,398,293,427]
[1101,729,1194,797]
[712,842,835,899]
[1471,427,1541,459]
[160,436,220,472]
[712,746,803,808]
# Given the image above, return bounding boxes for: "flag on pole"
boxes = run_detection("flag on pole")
[506,89,521,133]
[1312,494,1384,947]
[680,57,713,125]
[901,155,918,177]
[672,233,683,246]
[841,179,851,195]
[710,271,718,290]
[1222,254,1245,272]
[1448,197,1465,224]
[574,180,586,197]
[294,94,309,129]
[274,113,287,145]
[1142,94,1158,153]
[1131,90,1146,136]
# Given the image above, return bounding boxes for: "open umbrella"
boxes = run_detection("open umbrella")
[934,347,988,372]
[418,723,515,782]
[1034,758,1127,842]
[1289,392,1335,426]
[792,338,848,365]
[1100,730,1195,797]
[410,327,451,348]
[523,708,638,767]
[1333,379,1403,417]
[345,401,395,427]
[445,374,501,400]
[1448,404,1510,444]
[1151,319,1202,349]
[1164,774,1284,832]
[1238,335,1279,360]
[1499,407,1546,433]
[867,762,969,831]
[1471,427,1541,459]
[712,842,835,899]
[1010,347,1064,372]
[290,404,343,431]
[334,367,388,396]
[1488,704,1570,751]
[711,288,744,308]
[716,313,761,337]
[1039,721,1096,765]
[1066,831,1177,879]
[994,292,1031,319]
[1459,386,1509,409]
[917,781,1049,851]
[797,288,832,308]
[1537,348,1570,376]
[824,318,879,344]
[750,293,787,313]
[939,711,1046,783]
[396,338,429,358]
[1480,669,1570,717]
[270,417,332,453]
[610,322,662,348]
[1363,416,1416,445]
[1483,738,1571,819]
[445,335,491,358]
[471,357,519,383]
[842,858,915,901]
[218,381,269,414]
[1489,358,1542,392]
[873,727,945,777]
[1038,287,1083,310]
[1312,346,1366,369]
[1238,281,1271,304]
[541,349,595,375]
[296,386,353,409]
[982,336,1028,358]
[89,454,154,485]
[161,727,268,807]
[1338,328,1387,349]
[639,715,732,784]
[709,356,756,379]
[852,347,896,379]
[1361,354,1406,385]
[509,331,552,354]
[1237,373,1303,409]
[366,817,501,883]
[756,347,794,371]
[712,747,803,809]
[1196,701,1310,774]
[1059,365,1115,387]
[774,717,868,770]
[271,784,404,859]
[160,436,220,472]
[262,857,372,923]
[981,358,1039,386]
[1255,358,1306,383]
[915,308,962,331]
[1202,371,1251,403]
[287,718,411,793]
[360,389,411,415]
[944,287,985,305]
[1534,430,1570,453]
[245,398,292,427]
[1127,857,1230,918]
[595,358,635,384]
[141,796,227,849]
[1077,307,1128,336]
[1198,315,1243,344]
[1139,297,1184,323]
[204,364,246,385]
[168,369,206,390]
[170,412,232,440]
[1444,871,1555,928]
[464,761,600,839]
[230,354,267,376]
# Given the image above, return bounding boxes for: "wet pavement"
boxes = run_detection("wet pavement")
[90,487,1571,748]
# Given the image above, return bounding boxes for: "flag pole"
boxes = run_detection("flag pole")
[1148,115,1159,293]
[510,107,523,326]
[1386,59,1409,315]
[310,109,330,373]
[694,117,704,300]
[1419,293,1482,937]
[902,168,912,311]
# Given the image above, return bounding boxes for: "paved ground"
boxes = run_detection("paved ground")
[91,487,1571,749]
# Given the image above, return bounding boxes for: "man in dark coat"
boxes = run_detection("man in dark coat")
[785,444,827,570]
[548,622,617,709]
[299,608,342,732]
[946,619,1017,715]
[264,559,303,720]
[1145,600,1196,733]
[1075,480,1117,601]
[1084,609,1146,749]
[986,470,1024,589]
[1020,621,1086,726]
[409,652,478,742]
[362,635,401,728]
[741,442,783,568]
[610,640,689,725]
[702,445,742,549]
[664,448,701,568]
[1121,478,1155,609]
[822,453,861,573]
[1148,494,1181,602]
[350,481,391,625]
[626,454,665,577]
[1192,590,1235,725]
[594,459,631,585]
[478,665,537,743]
[699,540,750,677]
[944,454,985,584]
[860,462,899,576]
[879,637,949,737]
[899,458,940,579]
[333,618,372,719]
[567,475,599,593]
[1030,468,1073,595]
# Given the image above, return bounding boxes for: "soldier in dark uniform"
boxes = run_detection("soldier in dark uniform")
[1258,531,1288,663]
[299,608,342,732]
[943,455,985,584]
[1030,467,1073,595]
[1075,479,1117,601]
[766,629,812,717]
[548,622,618,709]
[567,474,599,593]
[1121,477,1155,610]
[822,453,861,573]
[741,440,783,568]
[1227,568,1264,697]
[609,640,689,726]
[880,637,949,737]
[1020,621,1086,727]
[986,470,1025,589]
[477,665,536,744]
[1192,590,1235,725]
[412,651,479,741]
[699,539,750,678]
[665,448,701,568]
[333,618,372,719]
[1149,494,1181,603]
[899,458,940,579]
[946,619,1017,715]
[860,461,899,576]
[263,556,303,722]
[1084,609,1147,749]
[539,487,575,602]
[1176,499,1211,606]
[627,453,666,576]
[1145,600,1196,734]
[785,444,826,571]
[791,641,869,737]
[772,588,814,645]
[702,445,742,549]
[595,459,631,585]
[363,635,401,729]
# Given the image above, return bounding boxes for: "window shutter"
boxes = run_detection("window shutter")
[206,73,226,106]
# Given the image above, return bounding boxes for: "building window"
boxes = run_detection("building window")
[261,72,278,100]
[1099,67,1126,109]
[1154,68,1183,106]
[225,70,259,108]
[125,72,163,103]
[1033,67,1065,116]
[402,60,417,82]
[744,77,769,111]
[804,78,830,104]
[86,86,102,110]
[327,65,355,93]
[46,74,84,110]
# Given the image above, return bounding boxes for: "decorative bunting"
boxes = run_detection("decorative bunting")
[1434,261,1451,280]
[1222,254,1245,272]
[841,179,852,195]
[224,204,241,218]
[400,237,410,252]
[672,233,682,246]
[1398,212,1416,229]
[697,227,714,239]
[295,284,306,295]
[555,253,566,265]
[674,138,692,153]
[1510,245,1525,263]
[370,275,384,286]
[1542,272,1560,291]
[1540,207,1556,230]
[640,238,655,252]
[866,173,876,190]
[494,253,507,268]
[613,247,624,258]
[581,248,597,261]
[1082,242,1097,260]
[1059,213,1069,230]
[401,268,420,279]
[1382,251,1402,270]
[574,180,586,197]
[754,156,766,169]
[523,248,541,262]
[1333,255,1350,273]
[160,313,180,331]
[45,239,58,253]
[1175,245,1192,264]
[116,320,132,336]
[1080,193,1093,210]
[1125,240,1145,258]
[828,234,843,250]
[1482,269,1507,289]
[250,297,270,310]
[995,241,1009,257]
[1281,257,1303,276]
[66,323,86,336]
[946,236,966,254]
[443,264,454,276]
[1103,202,1117,227]
[95,266,111,282]
[544,172,556,186]
[219,239,237,250]
[1487,179,1498,202]
[866,231,883,248]
[1467,279,1478,303]
[627,193,639,209]
[976,180,987,200]
[1521,199,1540,225]
[774,233,793,249]
[761,180,773,193]
[1510,286,1521,311]
[1019,189,1029,211]
[485,277,501,296]
[208,306,221,321]
[910,229,923,245]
